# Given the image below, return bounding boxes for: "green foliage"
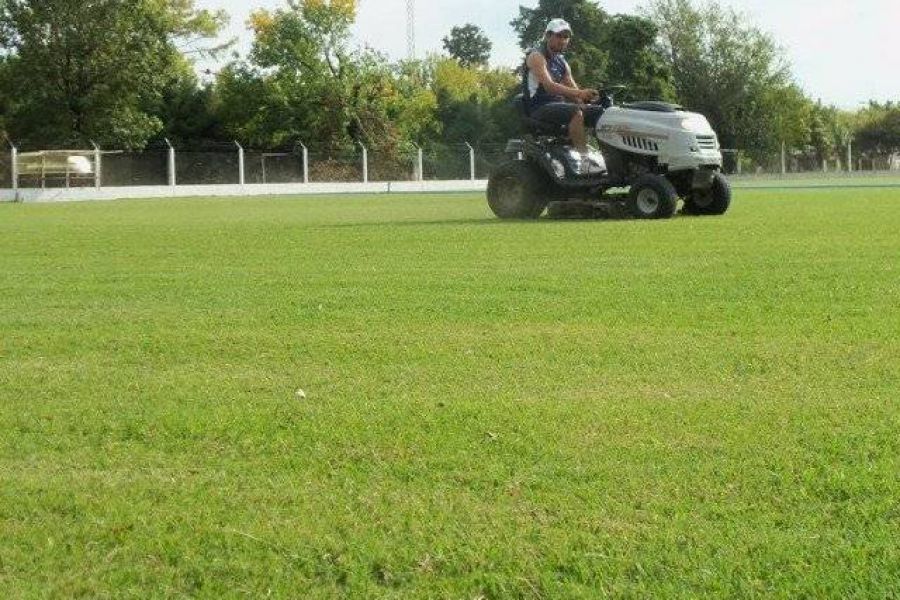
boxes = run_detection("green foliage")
[766,84,813,149]
[429,58,518,144]
[0,0,889,159]
[442,24,493,67]
[604,15,675,102]
[855,102,900,155]
[391,61,441,146]
[217,1,435,156]
[0,0,226,148]
[215,4,515,160]
[798,102,859,165]
[647,0,803,156]
[152,75,225,147]
[235,2,356,149]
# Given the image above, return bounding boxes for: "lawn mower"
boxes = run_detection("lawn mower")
[487,88,731,219]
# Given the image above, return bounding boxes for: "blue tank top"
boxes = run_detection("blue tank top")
[525,45,569,109]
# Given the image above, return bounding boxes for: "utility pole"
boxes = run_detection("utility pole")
[407,0,415,60]
[360,0,414,59]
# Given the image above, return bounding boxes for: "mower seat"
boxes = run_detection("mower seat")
[514,95,569,137]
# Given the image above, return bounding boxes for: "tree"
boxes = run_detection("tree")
[806,102,838,164]
[390,61,440,146]
[765,84,812,151]
[647,0,802,156]
[603,15,675,101]
[430,58,518,145]
[855,102,900,156]
[0,0,226,148]
[511,0,673,100]
[151,70,226,147]
[216,0,369,149]
[216,0,437,158]
[442,24,492,67]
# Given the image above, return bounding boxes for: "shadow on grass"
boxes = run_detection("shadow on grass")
[323,217,504,229]
[322,205,649,229]
[323,215,643,229]
[320,205,722,228]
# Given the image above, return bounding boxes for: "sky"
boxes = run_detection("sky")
[199,0,899,109]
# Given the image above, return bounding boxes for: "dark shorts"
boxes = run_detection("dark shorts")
[531,102,603,128]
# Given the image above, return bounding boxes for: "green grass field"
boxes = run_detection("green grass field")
[1,187,899,598]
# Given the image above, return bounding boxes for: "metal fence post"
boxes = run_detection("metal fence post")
[165,138,176,187]
[235,141,245,185]
[410,144,420,181]
[412,144,424,182]
[465,142,475,181]
[91,141,102,189]
[298,142,309,183]
[357,141,368,183]
[9,139,18,193]
[781,141,786,175]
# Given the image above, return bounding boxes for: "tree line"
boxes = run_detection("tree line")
[0,0,897,170]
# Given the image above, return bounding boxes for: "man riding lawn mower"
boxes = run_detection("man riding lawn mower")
[487,18,731,220]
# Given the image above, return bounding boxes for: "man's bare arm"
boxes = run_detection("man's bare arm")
[562,66,600,103]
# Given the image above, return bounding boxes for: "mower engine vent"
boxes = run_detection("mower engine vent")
[621,135,659,152]
[696,135,718,150]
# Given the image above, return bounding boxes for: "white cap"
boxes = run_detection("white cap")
[545,18,572,35]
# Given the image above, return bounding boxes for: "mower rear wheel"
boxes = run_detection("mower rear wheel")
[627,174,678,219]
[487,160,550,219]
[683,172,731,216]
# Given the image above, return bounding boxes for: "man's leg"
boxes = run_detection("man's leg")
[531,102,578,137]
[582,105,604,129]
[568,108,587,153]
[531,102,594,154]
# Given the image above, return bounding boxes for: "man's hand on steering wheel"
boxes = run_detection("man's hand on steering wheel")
[576,88,600,104]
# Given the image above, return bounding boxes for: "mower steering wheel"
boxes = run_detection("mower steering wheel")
[592,85,627,108]
[591,93,613,109]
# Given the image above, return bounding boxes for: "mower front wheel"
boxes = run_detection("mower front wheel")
[683,172,731,216]
[487,160,550,219]
[627,174,678,219]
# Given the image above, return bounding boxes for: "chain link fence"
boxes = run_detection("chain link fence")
[722,148,900,176]
[1,141,517,188]
[0,150,12,189]
[3,138,899,189]
[103,148,169,186]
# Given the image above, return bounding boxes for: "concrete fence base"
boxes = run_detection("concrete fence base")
[0,180,489,203]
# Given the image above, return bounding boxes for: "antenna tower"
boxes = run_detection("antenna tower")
[406,0,416,60]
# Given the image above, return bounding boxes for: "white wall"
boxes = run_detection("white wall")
[0,180,488,203]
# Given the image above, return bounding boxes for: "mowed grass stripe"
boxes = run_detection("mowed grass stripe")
[1,188,898,597]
